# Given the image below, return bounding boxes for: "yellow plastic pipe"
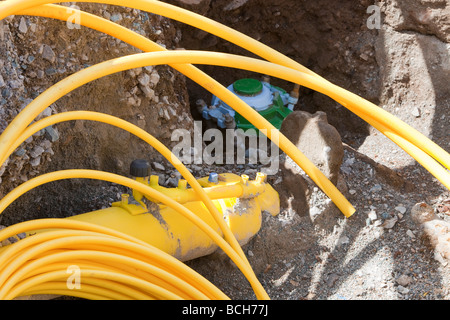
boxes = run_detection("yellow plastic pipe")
[22,261,193,299]
[4,269,184,300]
[1,110,269,276]
[2,249,210,300]
[16,5,450,176]
[0,52,355,218]
[18,4,450,190]
[0,219,230,300]
[3,50,449,216]
[0,1,446,300]
[0,169,268,299]
[22,282,140,300]
[0,0,316,78]
[0,219,228,299]
[5,0,450,171]
[4,111,274,205]
[1,1,355,218]
[0,0,446,300]
[0,110,271,298]
[6,7,450,210]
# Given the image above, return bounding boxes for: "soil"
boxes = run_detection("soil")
[0,0,449,300]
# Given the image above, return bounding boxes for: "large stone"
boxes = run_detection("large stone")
[411,202,450,265]
[274,111,345,217]
[280,111,344,185]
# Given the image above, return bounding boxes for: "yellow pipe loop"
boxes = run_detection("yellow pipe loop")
[0,219,230,300]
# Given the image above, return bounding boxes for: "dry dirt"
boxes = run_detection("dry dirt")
[0,0,449,300]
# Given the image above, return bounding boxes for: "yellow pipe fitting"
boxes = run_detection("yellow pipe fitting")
[1,171,278,262]
[70,194,265,262]
[256,172,267,184]
[132,177,148,209]
[121,194,129,205]
[149,175,160,187]
[177,180,187,190]
[241,174,249,186]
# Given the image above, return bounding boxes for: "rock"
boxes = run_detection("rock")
[0,74,5,88]
[44,126,59,142]
[18,17,27,33]
[224,0,249,11]
[280,111,344,185]
[41,44,56,63]
[30,156,41,167]
[411,202,450,264]
[150,71,160,86]
[40,139,52,150]
[45,67,57,76]
[110,13,123,23]
[326,273,339,287]
[166,177,179,188]
[139,85,154,99]
[381,216,398,229]
[411,202,437,224]
[411,107,421,117]
[381,212,391,219]
[397,285,410,295]
[30,146,44,158]
[309,206,321,219]
[368,210,378,221]
[370,184,382,192]
[14,148,26,157]
[137,73,150,86]
[276,111,344,217]
[396,275,412,287]
[152,162,165,171]
[395,206,407,214]
[170,0,211,15]
[37,107,52,120]
[406,229,416,239]
[336,235,349,246]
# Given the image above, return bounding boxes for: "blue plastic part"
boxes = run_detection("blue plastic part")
[208,172,219,183]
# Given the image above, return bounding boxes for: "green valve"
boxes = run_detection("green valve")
[233,78,263,96]
[234,91,292,133]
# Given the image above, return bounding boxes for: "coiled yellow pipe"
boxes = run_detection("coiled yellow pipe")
[0,219,230,300]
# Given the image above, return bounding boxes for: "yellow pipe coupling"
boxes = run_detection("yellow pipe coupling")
[66,170,280,262]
